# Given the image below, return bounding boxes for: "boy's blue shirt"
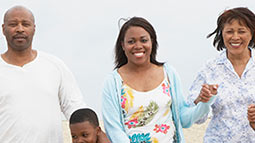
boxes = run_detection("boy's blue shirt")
[102,63,214,143]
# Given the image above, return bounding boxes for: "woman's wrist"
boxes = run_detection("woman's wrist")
[194,97,201,105]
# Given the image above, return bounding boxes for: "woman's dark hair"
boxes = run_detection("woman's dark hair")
[114,17,163,69]
[69,108,99,128]
[207,7,255,51]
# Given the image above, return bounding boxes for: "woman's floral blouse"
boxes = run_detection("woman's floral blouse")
[121,71,176,143]
[187,49,255,143]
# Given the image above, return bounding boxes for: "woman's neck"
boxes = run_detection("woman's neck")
[124,62,154,73]
[227,49,251,66]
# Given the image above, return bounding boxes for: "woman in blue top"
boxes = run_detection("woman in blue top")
[101,17,216,143]
[187,7,255,142]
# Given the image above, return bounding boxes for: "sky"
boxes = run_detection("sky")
[0,0,254,119]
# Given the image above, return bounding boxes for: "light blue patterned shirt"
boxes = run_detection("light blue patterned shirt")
[187,48,255,143]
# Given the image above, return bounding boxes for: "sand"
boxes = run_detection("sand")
[182,120,209,143]
[63,119,210,143]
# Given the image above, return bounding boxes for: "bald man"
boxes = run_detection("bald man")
[0,6,87,142]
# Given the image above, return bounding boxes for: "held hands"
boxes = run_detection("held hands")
[194,84,218,105]
[247,104,255,130]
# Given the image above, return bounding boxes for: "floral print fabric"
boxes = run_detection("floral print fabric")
[187,49,255,143]
[121,74,175,143]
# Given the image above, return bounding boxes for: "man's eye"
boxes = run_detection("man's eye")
[23,23,31,27]
[8,23,17,27]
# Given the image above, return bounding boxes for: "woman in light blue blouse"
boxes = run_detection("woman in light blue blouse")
[187,7,255,142]
[102,17,216,143]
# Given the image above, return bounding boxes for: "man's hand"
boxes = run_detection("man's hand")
[194,84,218,105]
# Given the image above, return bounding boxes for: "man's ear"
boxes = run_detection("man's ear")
[2,24,5,36]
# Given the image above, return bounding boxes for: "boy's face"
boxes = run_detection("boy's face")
[70,121,100,143]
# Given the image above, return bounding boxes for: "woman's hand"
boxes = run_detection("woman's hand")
[194,84,218,105]
[248,104,255,130]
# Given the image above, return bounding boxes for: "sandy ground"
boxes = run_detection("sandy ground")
[63,119,210,143]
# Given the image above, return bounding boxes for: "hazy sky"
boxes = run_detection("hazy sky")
[0,0,254,119]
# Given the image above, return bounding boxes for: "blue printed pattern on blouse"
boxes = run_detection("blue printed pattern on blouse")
[129,133,152,143]
[187,49,255,143]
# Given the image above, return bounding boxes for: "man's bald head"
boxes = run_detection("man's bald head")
[3,6,35,24]
[2,5,36,52]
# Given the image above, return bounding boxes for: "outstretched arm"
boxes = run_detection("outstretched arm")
[186,69,217,124]
[168,67,215,128]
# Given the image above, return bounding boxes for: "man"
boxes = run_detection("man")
[0,6,108,143]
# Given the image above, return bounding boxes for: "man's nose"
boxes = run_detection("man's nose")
[16,24,24,33]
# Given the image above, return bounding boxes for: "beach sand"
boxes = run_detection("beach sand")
[63,119,210,143]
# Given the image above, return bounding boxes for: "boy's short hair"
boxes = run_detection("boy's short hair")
[70,108,99,127]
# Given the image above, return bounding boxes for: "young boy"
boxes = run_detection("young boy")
[69,108,110,143]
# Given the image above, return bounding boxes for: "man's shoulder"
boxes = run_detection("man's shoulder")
[38,51,61,60]
[37,51,69,72]
[38,51,65,64]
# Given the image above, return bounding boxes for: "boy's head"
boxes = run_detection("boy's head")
[69,108,101,143]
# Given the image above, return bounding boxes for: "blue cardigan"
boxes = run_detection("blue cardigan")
[102,63,214,143]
